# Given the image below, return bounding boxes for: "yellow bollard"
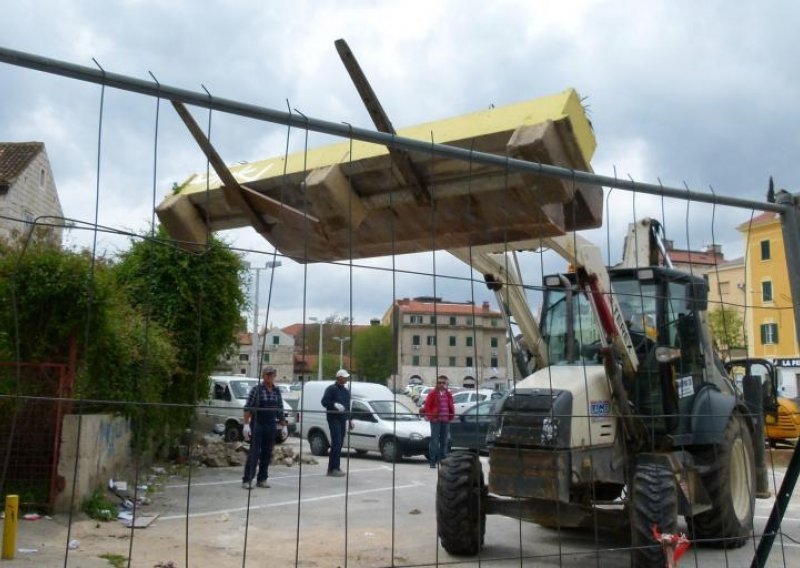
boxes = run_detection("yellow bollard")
[2,494,18,560]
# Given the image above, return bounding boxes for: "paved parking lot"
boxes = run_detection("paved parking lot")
[4,438,800,567]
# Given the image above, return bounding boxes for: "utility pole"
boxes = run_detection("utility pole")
[309,316,324,380]
[246,260,281,378]
[332,336,351,369]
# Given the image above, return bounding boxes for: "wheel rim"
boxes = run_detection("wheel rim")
[383,440,396,460]
[311,434,324,453]
[730,437,752,521]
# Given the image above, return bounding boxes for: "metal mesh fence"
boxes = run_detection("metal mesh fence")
[0,46,799,568]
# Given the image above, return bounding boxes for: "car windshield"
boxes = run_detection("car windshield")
[371,400,419,421]
[230,380,257,399]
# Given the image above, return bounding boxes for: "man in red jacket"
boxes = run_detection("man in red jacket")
[422,375,455,468]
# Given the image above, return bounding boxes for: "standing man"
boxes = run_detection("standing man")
[242,366,286,489]
[422,375,455,468]
[321,369,354,477]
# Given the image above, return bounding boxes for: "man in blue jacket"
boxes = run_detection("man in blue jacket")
[321,369,354,477]
[242,366,286,489]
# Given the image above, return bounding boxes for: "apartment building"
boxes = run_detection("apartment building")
[382,297,508,389]
[737,212,799,397]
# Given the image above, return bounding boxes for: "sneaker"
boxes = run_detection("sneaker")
[327,469,346,477]
[242,481,253,490]
[256,481,270,488]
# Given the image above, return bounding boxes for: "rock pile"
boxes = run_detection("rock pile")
[192,435,318,468]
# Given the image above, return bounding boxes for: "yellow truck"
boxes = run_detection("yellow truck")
[726,358,800,446]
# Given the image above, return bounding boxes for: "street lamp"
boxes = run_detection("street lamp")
[309,316,324,380]
[245,259,282,377]
[332,336,351,369]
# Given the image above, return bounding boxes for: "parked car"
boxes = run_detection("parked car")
[452,388,499,414]
[300,381,430,462]
[415,386,436,407]
[195,376,295,444]
[276,383,292,394]
[449,399,500,452]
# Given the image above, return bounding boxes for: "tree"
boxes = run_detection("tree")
[114,227,247,409]
[708,306,745,358]
[352,325,394,384]
[0,239,178,453]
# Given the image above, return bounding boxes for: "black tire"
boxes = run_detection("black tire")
[354,449,368,456]
[224,421,242,442]
[436,451,486,555]
[308,430,329,456]
[630,461,676,567]
[380,437,400,462]
[687,412,755,548]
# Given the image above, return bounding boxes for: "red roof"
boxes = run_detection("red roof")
[0,142,43,184]
[396,299,500,317]
[667,249,723,267]
[737,211,779,231]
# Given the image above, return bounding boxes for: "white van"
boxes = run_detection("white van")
[300,381,430,462]
[195,375,295,444]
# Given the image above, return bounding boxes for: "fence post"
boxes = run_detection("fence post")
[752,191,800,567]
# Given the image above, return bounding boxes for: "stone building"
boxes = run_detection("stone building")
[0,142,64,245]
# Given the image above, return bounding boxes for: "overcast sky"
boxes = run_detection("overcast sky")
[2,1,798,331]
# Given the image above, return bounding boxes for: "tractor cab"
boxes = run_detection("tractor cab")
[539,265,736,442]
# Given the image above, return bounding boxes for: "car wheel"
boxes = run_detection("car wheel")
[309,430,330,456]
[354,449,368,456]
[437,451,486,554]
[380,437,400,462]
[224,421,242,442]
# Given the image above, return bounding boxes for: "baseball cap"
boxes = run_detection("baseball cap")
[335,369,350,378]
[262,366,277,375]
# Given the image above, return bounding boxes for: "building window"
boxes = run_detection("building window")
[430,315,436,324]
[412,335,420,346]
[449,336,456,347]
[239,354,249,362]
[760,240,771,261]
[490,337,498,348]
[410,315,423,324]
[760,323,778,345]
[272,335,280,345]
[40,168,46,186]
[430,356,438,366]
[491,357,498,367]
[491,319,498,327]
[762,281,773,303]
[465,356,473,367]
[718,281,730,295]
[466,317,473,325]
[448,356,456,366]
[262,353,270,362]
[449,316,456,326]
[412,355,420,366]
[466,336,473,347]
[427,335,437,346]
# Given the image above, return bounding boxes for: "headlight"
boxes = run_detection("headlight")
[409,432,423,440]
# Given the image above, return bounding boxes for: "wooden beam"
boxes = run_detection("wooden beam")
[304,165,366,230]
[171,101,319,238]
[335,38,432,205]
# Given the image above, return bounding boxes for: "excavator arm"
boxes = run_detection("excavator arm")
[448,231,640,379]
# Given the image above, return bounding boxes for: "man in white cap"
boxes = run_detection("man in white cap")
[321,369,353,477]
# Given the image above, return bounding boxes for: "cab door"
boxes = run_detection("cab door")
[348,400,380,452]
